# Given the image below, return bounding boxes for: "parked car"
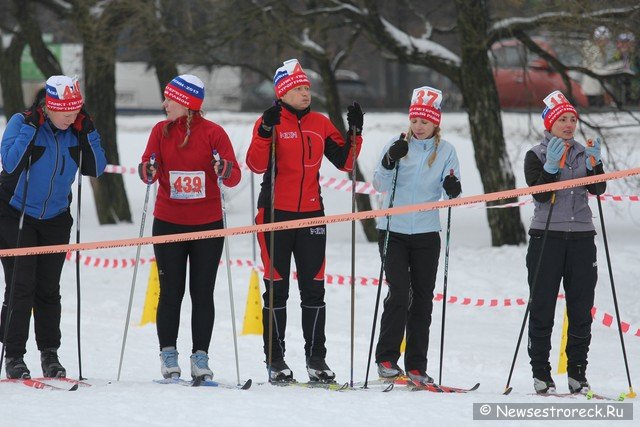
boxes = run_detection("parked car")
[490,39,588,108]
[242,68,381,111]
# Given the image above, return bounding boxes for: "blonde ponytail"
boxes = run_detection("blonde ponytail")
[179,110,193,148]
[427,126,441,167]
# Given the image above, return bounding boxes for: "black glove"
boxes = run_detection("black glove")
[138,161,157,184]
[261,102,282,128]
[23,103,43,130]
[347,101,364,134]
[388,134,408,161]
[73,107,95,134]
[213,159,233,180]
[443,173,462,198]
[381,133,407,170]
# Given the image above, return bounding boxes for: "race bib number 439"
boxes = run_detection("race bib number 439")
[169,170,206,200]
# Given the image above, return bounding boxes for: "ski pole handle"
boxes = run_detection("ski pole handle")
[146,153,156,185]
[587,139,596,168]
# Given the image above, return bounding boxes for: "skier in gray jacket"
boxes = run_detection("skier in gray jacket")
[524,90,606,395]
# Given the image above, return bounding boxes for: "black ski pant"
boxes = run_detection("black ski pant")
[256,208,327,364]
[0,201,72,359]
[153,218,224,354]
[526,234,597,374]
[375,230,440,373]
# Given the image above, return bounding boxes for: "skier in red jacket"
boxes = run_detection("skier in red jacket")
[139,74,241,381]
[246,59,363,383]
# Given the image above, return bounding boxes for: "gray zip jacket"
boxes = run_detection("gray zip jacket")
[524,131,606,233]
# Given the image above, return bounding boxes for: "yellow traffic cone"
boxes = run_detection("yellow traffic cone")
[241,268,263,335]
[557,307,569,374]
[139,260,160,326]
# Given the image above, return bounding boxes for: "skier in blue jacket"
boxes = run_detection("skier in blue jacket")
[0,75,106,379]
[373,86,461,385]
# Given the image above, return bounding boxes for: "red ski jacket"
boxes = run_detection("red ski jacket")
[246,104,362,212]
[141,114,241,225]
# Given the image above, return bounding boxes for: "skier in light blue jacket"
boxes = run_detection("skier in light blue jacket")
[373,86,461,385]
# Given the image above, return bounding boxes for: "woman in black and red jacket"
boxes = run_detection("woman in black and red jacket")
[139,74,240,381]
[246,59,363,383]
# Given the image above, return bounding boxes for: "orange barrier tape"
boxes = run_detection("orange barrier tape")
[1,167,638,258]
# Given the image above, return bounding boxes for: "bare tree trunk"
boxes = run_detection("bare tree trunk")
[72,1,132,224]
[137,0,179,97]
[455,0,526,245]
[0,35,26,120]
[83,45,132,223]
[12,0,63,78]
[316,59,378,242]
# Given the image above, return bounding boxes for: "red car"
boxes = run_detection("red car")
[491,39,588,108]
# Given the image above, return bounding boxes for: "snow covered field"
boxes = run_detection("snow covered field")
[1,110,639,426]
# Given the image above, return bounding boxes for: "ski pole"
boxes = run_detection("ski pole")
[349,117,358,388]
[587,139,635,398]
[213,150,241,387]
[364,153,401,388]
[75,149,85,380]
[117,153,155,381]
[503,192,556,395]
[267,127,276,382]
[0,155,32,377]
[438,169,455,386]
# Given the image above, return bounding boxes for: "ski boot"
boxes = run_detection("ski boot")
[267,358,294,383]
[307,358,336,383]
[40,348,66,378]
[407,369,434,386]
[568,365,590,394]
[533,368,556,394]
[5,357,31,379]
[190,350,213,381]
[159,347,181,379]
[377,361,404,379]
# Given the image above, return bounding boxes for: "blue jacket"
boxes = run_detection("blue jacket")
[373,134,460,234]
[0,113,107,219]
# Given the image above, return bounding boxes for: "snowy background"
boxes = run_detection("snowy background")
[0,110,639,426]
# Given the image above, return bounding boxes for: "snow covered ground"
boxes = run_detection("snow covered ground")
[1,110,639,426]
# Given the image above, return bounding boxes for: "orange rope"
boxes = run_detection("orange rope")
[1,167,638,258]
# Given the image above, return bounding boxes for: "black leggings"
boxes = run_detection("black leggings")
[152,218,224,354]
[375,231,441,373]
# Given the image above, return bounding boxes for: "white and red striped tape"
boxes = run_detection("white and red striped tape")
[106,162,381,195]
[106,163,640,202]
[64,253,639,338]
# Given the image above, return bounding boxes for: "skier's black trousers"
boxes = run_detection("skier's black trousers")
[0,201,72,358]
[152,218,224,354]
[526,233,597,373]
[375,230,440,373]
[256,208,327,362]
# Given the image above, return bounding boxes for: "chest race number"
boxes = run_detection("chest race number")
[169,170,206,199]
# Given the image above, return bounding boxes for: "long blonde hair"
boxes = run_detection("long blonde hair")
[405,126,441,167]
[162,109,198,148]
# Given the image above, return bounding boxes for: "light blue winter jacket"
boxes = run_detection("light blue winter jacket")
[373,135,460,234]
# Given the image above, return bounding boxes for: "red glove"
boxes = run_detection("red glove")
[138,161,158,184]
[213,159,233,180]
